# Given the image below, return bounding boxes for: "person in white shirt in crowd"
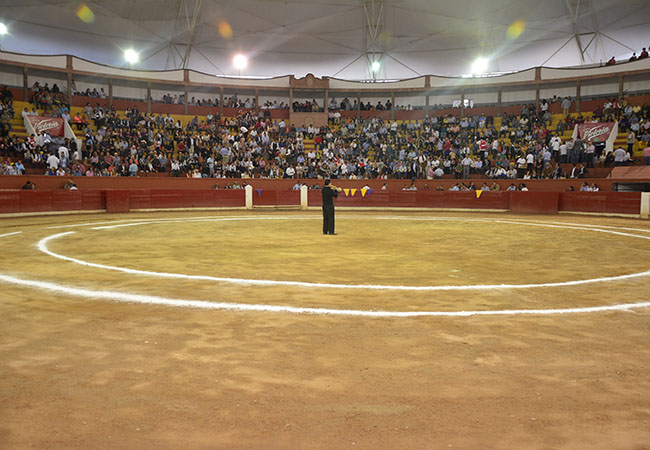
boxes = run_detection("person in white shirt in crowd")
[613,146,628,166]
[47,152,60,170]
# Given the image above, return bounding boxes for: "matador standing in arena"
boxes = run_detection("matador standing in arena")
[321,179,340,235]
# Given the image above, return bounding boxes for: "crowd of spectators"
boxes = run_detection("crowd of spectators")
[30,82,70,114]
[0,86,23,175]
[1,81,649,182]
[327,97,418,111]
[157,93,290,110]
[73,86,108,98]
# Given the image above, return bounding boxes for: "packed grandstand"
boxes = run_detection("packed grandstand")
[1,78,649,188]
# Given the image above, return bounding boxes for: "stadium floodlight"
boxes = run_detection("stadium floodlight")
[0,23,8,35]
[471,57,489,75]
[371,61,381,73]
[124,49,139,64]
[233,54,248,71]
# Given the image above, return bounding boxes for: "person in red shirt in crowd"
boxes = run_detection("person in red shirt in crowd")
[629,53,638,62]
[606,56,616,66]
[640,48,649,59]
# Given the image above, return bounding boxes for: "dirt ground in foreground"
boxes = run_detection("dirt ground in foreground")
[1,211,650,450]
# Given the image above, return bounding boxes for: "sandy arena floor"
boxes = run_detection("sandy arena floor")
[1,210,650,449]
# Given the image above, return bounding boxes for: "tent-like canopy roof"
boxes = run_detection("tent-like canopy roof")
[1,0,649,79]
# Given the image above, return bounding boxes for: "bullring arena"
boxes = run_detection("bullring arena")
[2,204,650,449]
[3,1,650,449]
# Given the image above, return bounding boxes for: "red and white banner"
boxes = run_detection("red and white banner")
[25,115,65,137]
[576,122,616,142]
[572,121,619,155]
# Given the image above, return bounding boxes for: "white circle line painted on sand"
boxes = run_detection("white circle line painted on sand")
[89,216,320,230]
[0,272,649,317]
[37,217,650,291]
[0,231,23,238]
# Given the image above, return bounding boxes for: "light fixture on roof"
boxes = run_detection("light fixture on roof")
[471,57,489,75]
[371,61,381,73]
[124,49,139,64]
[0,23,8,35]
[233,54,248,72]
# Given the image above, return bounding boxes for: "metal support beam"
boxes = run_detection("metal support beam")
[108,79,113,108]
[391,91,395,120]
[587,0,606,62]
[565,0,586,64]
[565,0,613,64]
[576,80,581,114]
[180,0,204,69]
[363,0,385,79]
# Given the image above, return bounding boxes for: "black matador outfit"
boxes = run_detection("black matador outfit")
[321,186,338,234]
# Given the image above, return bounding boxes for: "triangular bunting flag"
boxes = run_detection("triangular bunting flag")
[361,188,368,197]
[350,188,357,197]
[343,189,350,197]
[476,190,483,199]
[256,189,263,197]
[367,188,373,195]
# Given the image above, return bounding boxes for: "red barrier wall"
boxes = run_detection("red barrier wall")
[267,109,290,120]
[559,192,641,215]
[308,190,507,209]
[106,190,129,213]
[0,189,107,214]
[128,189,246,209]
[9,88,25,102]
[394,110,426,120]
[510,191,559,214]
[253,189,300,206]
[465,106,499,116]
[187,105,220,116]
[0,186,642,216]
[0,191,20,213]
[71,96,109,108]
[112,99,147,112]
[151,103,185,115]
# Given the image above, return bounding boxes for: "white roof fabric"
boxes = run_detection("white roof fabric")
[0,0,649,79]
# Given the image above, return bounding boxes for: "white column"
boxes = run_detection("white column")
[300,185,308,210]
[641,192,650,219]
[245,185,253,210]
